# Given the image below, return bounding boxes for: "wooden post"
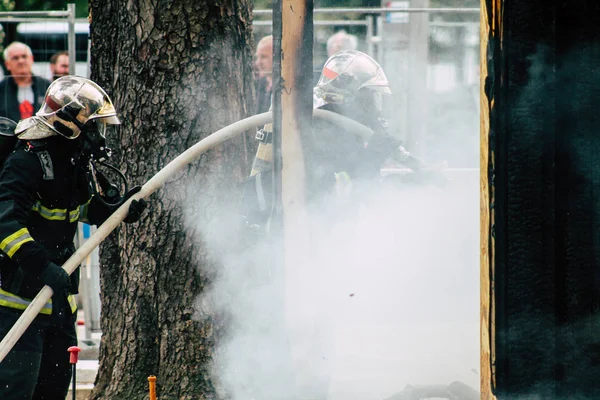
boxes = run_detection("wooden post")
[280,1,312,226]
[482,0,600,398]
[281,0,316,394]
[479,1,495,399]
[276,0,318,398]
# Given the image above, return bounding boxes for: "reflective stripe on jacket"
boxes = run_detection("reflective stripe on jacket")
[0,228,34,258]
[0,288,77,315]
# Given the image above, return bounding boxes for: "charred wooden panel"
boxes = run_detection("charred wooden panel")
[483,0,600,398]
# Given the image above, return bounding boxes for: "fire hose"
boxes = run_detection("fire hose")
[0,109,382,363]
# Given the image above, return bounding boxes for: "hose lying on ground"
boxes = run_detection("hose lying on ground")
[0,109,378,363]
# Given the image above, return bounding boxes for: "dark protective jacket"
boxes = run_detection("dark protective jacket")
[242,102,413,227]
[0,75,50,123]
[0,135,112,314]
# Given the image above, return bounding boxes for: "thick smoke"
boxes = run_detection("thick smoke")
[184,164,479,399]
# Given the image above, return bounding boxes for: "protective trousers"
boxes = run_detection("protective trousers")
[0,306,76,400]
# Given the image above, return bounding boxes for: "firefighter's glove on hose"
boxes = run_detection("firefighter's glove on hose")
[121,186,148,224]
[40,262,71,321]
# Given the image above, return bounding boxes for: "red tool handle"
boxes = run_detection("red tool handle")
[68,346,81,364]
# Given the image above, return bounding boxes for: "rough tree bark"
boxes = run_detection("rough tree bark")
[88,1,255,398]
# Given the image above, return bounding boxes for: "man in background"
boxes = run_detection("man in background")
[254,34,273,115]
[0,41,50,122]
[49,50,69,81]
[313,30,359,85]
[326,29,358,58]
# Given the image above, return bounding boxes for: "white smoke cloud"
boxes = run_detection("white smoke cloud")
[185,166,480,400]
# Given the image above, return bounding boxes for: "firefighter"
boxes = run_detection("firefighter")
[308,50,431,186]
[244,50,444,228]
[0,76,147,399]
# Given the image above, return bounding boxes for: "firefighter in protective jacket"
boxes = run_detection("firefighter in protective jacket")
[0,76,147,399]
[244,50,445,228]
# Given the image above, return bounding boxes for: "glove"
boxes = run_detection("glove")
[40,262,70,294]
[40,262,71,322]
[125,198,148,223]
[121,186,148,224]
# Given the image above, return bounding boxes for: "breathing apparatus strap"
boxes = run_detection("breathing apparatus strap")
[33,150,54,181]
[255,128,273,143]
[255,172,267,212]
[23,141,54,181]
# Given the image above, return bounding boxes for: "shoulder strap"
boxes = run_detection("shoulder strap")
[34,149,54,181]
[24,141,54,181]
[25,140,54,181]
[0,139,54,181]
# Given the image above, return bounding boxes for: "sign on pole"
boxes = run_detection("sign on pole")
[386,1,410,24]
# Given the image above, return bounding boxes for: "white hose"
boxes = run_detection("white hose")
[314,108,374,141]
[0,109,374,363]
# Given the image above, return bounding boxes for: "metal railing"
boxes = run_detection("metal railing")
[67,4,75,75]
[253,7,480,75]
[254,17,377,57]
[0,3,75,74]
[0,5,77,76]
[254,7,480,15]
[0,10,71,21]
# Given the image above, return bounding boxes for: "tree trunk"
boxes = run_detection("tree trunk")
[88,1,255,398]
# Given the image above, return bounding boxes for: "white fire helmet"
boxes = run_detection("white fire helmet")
[16,76,120,140]
[314,50,392,108]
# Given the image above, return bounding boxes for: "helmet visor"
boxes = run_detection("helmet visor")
[83,118,119,140]
[92,114,121,125]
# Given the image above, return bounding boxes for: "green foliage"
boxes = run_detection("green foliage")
[0,0,14,11]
